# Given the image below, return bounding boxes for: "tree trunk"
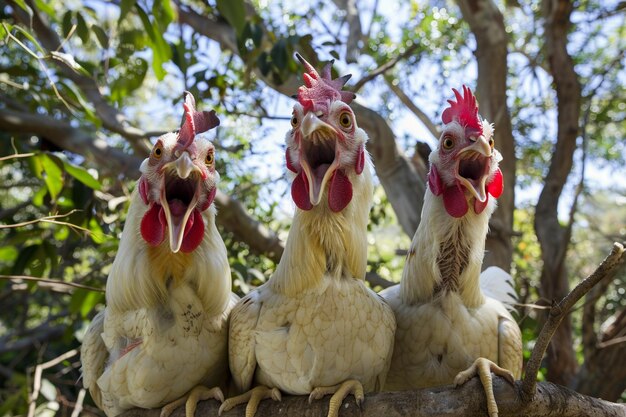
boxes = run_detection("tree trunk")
[533,0,582,387]
[454,0,516,272]
[576,307,626,401]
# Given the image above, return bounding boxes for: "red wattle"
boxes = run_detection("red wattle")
[180,209,204,253]
[428,165,444,196]
[443,184,469,218]
[199,187,216,212]
[140,204,165,246]
[138,177,149,205]
[286,148,297,173]
[355,145,365,175]
[474,195,489,214]
[328,170,352,212]
[487,168,503,198]
[291,171,312,211]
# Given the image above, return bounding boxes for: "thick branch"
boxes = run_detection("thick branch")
[119,379,626,417]
[531,0,583,386]
[385,78,440,139]
[331,0,363,63]
[9,0,151,154]
[521,242,626,401]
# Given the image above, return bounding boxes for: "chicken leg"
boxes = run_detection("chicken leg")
[309,379,365,417]
[160,385,224,417]
[218,386,281,417]
[453,357,515,417]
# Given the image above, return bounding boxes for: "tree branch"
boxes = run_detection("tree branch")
[331,0,363,63]
[521,242,626,401]
[384,78,440,139]
[351,43,421,94]
[118,378,626,417]
[9,0,152,154]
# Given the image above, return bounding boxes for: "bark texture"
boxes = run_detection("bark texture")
[533,0,582,387]
[118,379,626,417]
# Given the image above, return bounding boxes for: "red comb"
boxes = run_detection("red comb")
[295,53,355,113]
[441,85,482,134]
[178,91,220,149]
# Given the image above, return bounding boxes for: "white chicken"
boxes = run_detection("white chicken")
[219,54,396,417]
[381,86,522,417]
[81,92,237,417]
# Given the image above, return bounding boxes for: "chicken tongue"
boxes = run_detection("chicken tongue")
[160,185,201,253]
[300,159,340,206]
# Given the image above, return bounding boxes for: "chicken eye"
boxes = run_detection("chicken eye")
[205,152,214,166]
[153,144,163,159]
[339,112,352,129]
[291,115,298,127]
[442,136,455,150]
[488,137,495,149]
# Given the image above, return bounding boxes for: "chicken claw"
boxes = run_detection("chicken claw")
[454,357,515,417]
[218,386,281,417]
[160,385,224,417]
[309,379,365,417]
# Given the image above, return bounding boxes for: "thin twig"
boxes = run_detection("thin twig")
[0,274,104,293]
[28,349,80,417]
[520,242,626,401]
[71,388,86,417]
[351,42,421,93]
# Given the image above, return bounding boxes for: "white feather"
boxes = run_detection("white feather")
[480,266,517,311]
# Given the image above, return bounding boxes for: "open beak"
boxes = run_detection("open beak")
[160,152,202,253]
[299,112,340,206]
[455,136,492,202]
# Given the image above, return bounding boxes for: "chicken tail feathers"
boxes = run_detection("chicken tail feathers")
[480,266,517,311]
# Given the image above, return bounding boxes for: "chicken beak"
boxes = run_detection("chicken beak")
[299,112,340,206]
[160,152,202,253]
[455,136,492,203]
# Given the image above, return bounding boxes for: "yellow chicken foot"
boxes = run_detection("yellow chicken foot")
[309,379,364,417]
[160,386,224,417]
[218,386,281,417]
[453,357,515,417]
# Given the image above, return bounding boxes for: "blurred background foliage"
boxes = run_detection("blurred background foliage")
[0,0,624,415]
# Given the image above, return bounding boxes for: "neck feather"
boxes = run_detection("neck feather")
[106,191,231,317]
[400,189,495,307]
[271,165,372,296]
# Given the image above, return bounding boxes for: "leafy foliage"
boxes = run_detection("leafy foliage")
[0,0,624,415]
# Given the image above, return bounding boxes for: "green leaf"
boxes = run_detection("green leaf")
[75,12,90,44]
[92,25,109,49]
[270,38,288,70]
[33,0,55,16]
[57,155,101,190]
[119,0,135,25]
[62,11,74,39]
[135,4,171,80]
[216,0,246,36]
[58,81,97,123]
[40,154,64,201]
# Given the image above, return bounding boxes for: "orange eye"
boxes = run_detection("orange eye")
[339,111,352,129]
[205,152,214,165]
[442,136,454,150]
[488,137,495,149]
[153,143,163,159]
[291,115,298,127]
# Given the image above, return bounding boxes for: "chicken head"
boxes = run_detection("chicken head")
[137,92,220,253]
[285,53,366,213]
[428,85,503,218]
